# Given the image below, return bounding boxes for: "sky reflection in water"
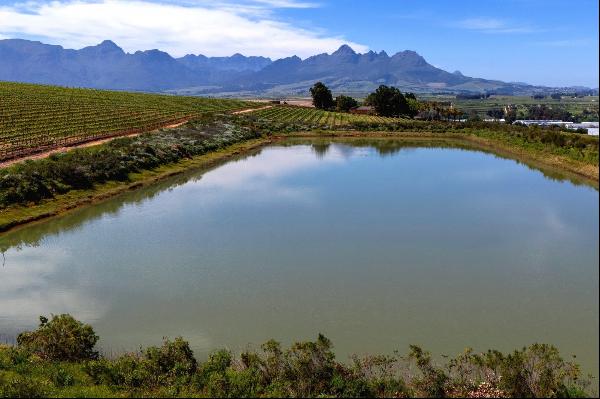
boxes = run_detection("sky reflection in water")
[0,142,598,377]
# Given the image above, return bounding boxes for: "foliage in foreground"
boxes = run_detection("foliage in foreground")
[0,314,593,398]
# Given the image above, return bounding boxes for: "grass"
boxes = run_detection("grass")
[248,104,404,126]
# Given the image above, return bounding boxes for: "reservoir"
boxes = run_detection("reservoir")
[1,139,598,377]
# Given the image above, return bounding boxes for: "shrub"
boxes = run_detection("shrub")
[282,334,336,397]
[85,337,197,389]
[2,314,594,398]
[50,368,75,387]
[0,374,49,398]
[16,315,99,362]
[144,337,197,381]
[408,345,449,398]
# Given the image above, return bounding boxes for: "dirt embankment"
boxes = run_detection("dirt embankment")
[0,120,191,169]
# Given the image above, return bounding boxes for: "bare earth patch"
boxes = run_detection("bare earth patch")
[232,105,273,115]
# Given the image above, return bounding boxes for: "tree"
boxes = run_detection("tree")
[406,98,422,118]
[367,85,409,117]
[467,110,481,121]
[504,107,517,124]
[17,314,99,361]
[363,92,376,106]
[486,108,504,120]
[310,82,334,110]
[335,95,358,112]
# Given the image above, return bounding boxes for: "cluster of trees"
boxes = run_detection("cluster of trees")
[486,107,517,123]
[551,90,596,99]
[416,101,464,121]
[363,86,420,117]
[309,82,358,112]
[310,82,469,120]
[309,82,421,117]
[526,104,574,121]
[486,104,599,123]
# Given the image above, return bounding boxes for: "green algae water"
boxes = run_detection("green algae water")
[1,140,598,377]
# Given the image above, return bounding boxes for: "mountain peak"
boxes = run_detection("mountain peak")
[80,40,124,55]
[332,44,356,56]
[97,40,123,51]
[135,48,173,62]
[391,50,427,66]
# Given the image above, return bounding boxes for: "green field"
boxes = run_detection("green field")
[248,105,403,125]
[0,82,259,161]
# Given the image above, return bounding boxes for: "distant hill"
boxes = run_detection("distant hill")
[0,39,593,96]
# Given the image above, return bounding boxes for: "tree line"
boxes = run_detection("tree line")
[310,82,422,118]
[309,82,467,120]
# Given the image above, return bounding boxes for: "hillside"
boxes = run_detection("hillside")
[0,39,593,96]
[0,81,258,161]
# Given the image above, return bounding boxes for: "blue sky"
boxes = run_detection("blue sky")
[0,0,598,87]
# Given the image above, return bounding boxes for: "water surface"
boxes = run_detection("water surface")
[1,140,598,376]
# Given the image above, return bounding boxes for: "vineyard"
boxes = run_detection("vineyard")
[247,105,403,126]
[0,82,259,161]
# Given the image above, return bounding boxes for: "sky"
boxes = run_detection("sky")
[0,0,598,87]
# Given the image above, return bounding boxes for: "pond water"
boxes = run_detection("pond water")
[0,139,598,376]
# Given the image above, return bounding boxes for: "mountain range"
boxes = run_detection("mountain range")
[0,39,592,97]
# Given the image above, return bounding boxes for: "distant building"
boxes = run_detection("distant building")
[566,122,599,136]
[350,106,375,115]
[514,120,599,136]
[514,120,573,127]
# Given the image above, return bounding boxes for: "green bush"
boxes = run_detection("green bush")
[0,315,594,397]
[16,315,98,362]
[0,374,49,398]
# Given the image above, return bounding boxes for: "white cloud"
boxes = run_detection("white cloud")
[457,17,536,34]
[0,247,109,327]
[171,145,348,206]
[0,0,367,58]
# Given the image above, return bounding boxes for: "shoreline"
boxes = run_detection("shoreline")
[0,132,598,234]
[281,131,599,184]
[0,138,273,234]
